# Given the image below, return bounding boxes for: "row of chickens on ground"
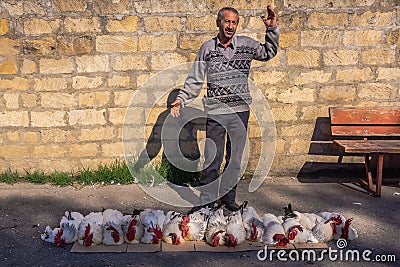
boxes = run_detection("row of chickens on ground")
[41,202,358,248]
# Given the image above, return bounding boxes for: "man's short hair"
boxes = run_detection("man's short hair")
[217,7,239,22]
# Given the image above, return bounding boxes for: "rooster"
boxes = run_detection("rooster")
[319,212,358,240]
[122,214,144,244]
[78,211,103,246]
[139,209,165,244]
[205,206,227,247]
[225,210,246,247]
[184,206,212,241]
[241,202,264,242]
[41,211,84,247]
[283,203,324,231]
[102,209,124,245]
[282,217,318,244]
[162,211,186,245]
[262,213,289,246]
[311,215,343,242]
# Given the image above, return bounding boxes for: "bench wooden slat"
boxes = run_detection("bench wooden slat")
[334,140,400,153]
[331,125,400,136]
[330,108,400,125]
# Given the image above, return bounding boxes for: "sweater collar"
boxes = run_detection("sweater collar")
[216,35,236,49]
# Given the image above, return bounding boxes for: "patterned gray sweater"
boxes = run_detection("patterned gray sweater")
[177,26,280,114]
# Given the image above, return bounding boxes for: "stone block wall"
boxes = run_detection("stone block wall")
[0,0,399,175]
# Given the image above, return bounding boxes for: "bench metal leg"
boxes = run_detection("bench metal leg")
[376,154,384,197]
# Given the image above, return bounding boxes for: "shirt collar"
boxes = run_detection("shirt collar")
[216,35,236,49]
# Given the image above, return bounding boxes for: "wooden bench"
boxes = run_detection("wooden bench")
[330,107,400,197]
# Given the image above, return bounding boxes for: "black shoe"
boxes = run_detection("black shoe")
[223,202,240,212]
[187,202,215,214]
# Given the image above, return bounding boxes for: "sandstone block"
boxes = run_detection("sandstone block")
[21,59,37,74]
[0,38,19,55]
[93,0,130,14]
[180,34,213,51]
[69,143,99,158]
[108,76,131,88]
[33,145,68,158]
[283,0,375,8]
[277,87,315,103]
[101,142,124,157]
[336,68,373,82]
[96,35,137,53]
[0,58,17,74]
[22,37,56,55]
[52,0,87,12]
[106,16,139,33]
[80,127,115,141]
[0,77,30,90]
[294,70,332,85]
[286,49,320,67]
[7,131,20,142]
[64,18,101,33]
[323,50,359,66]
[109,107,144,125]
[3,93,19,109]
[143,16,182,32]
[76,55,109,73]
[357,83,393,99]
[139,34,178,52]
[78,91,110,108]
[114,90,134,106]
[288,139,311,154]
[150,53,187,71]
[187,15,215,31]
[0,19,9,35]
[41,93,76,108]
[253,70,286,85]
[280,124,314,137]
[57,35,95,55]
[343,30,382,46]
[377,67,400,81]
[0,145,30,159]
[24,18,61,35]
[21,94,37,108]
[3,0,46,16]
[320,85,356,101]
[41,129,77,143]
[279,31,298,48]
[361,49,395,65]
[34,77,68,91]
[112,55,148,71]
[271,105,298,122]
[39,58,74,74]
[69,109,106,126]
[23,132,40,143]
[308,12,348,28]
[301,30,341,47]
[0,111,29,127]
[350,11,393,27]
[134,0,206,13]
[72,76,103,90]
[301,106,328,120]
[31,111,67,127]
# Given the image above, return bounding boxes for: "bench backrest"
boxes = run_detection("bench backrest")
[329,107,400,137]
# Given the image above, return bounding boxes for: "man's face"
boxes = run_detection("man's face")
[217,10,238,40]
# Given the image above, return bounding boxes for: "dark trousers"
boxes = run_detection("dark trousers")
[199,111,249,205]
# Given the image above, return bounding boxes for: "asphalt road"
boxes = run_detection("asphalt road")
[0,177,399,266]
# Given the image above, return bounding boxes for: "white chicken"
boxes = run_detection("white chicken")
[241,202,264,242]
[121,214,144,244]
[184,207,212,241]
[78,211,103,246]
[311,215,343,242]
[283,203,324,231]
[282,217,318,244]
[205,206,227,247]
[162,211,187,245]
[41,211,84,247]
[225,210,246,247]
[262,213,289,246]
[102,209,124,245]
[139,209,165,244]
[319,212,358,240]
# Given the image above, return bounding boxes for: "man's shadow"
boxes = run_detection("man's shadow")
[133,89,206,187]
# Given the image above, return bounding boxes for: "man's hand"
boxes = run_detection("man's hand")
[170,99,181,117]
[260,5,277,28]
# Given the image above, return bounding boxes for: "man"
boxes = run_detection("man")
[170,6,279,212]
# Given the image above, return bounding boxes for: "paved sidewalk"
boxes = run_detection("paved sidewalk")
[0,177,399,266]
